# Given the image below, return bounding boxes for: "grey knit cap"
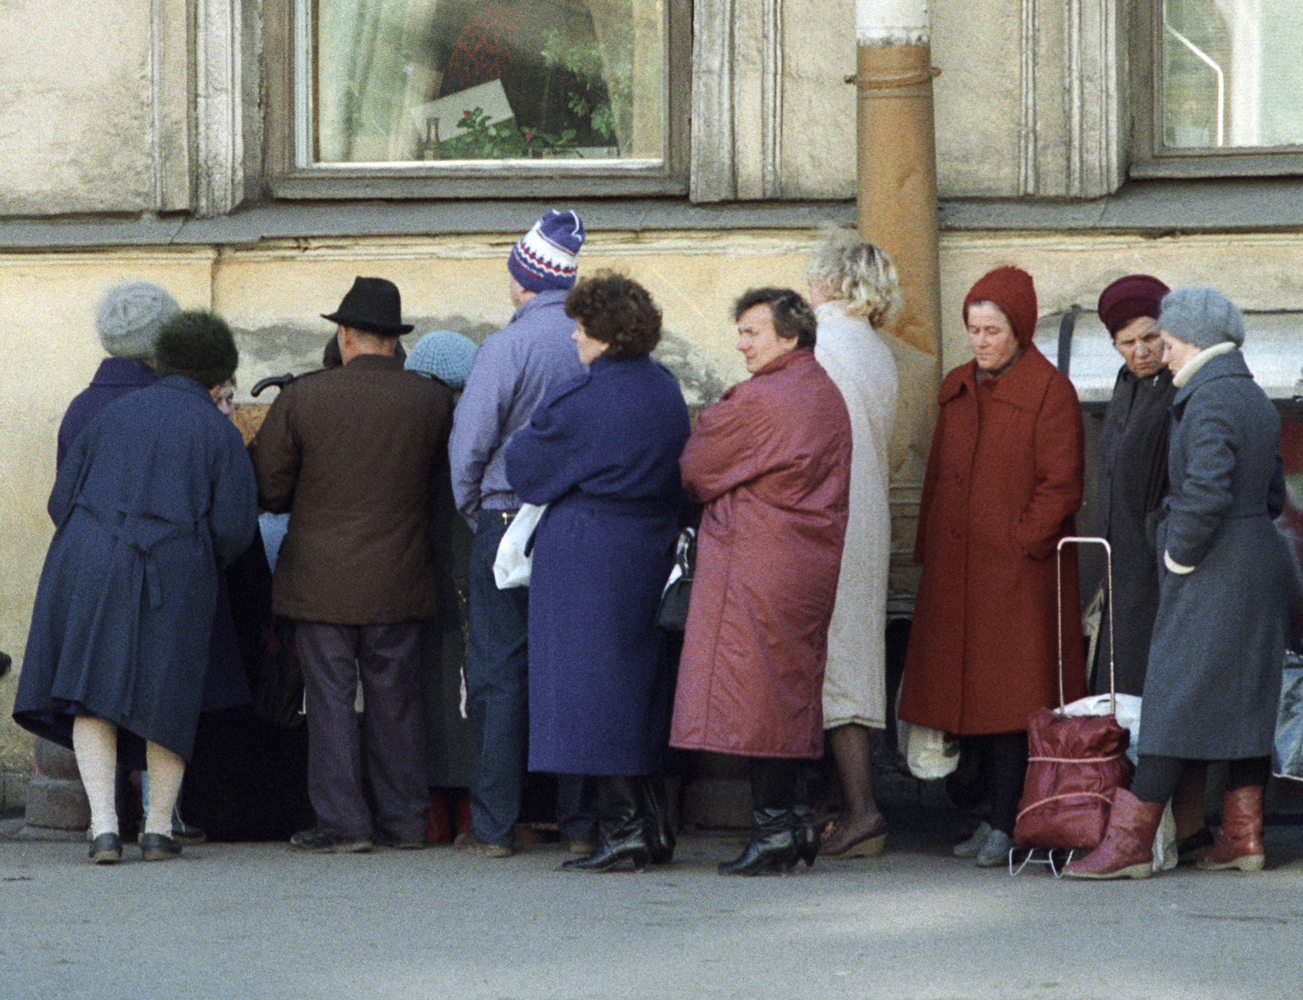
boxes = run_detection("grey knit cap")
[96,281,180,359]
[1158,286,1245,350]
[405,329,478,389]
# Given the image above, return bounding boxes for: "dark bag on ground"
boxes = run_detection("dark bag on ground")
[1015,706,1131,850]
[1013,537,1131,852]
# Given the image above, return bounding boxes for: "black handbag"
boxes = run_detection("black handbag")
[250,616,305,729]
[656,528,696,632]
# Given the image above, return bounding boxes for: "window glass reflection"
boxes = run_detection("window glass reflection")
[313,0,665,164]
[1161,0,1303,150]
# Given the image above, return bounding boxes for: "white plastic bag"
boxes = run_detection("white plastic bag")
[902,722,960,780]
[492,503,546,589]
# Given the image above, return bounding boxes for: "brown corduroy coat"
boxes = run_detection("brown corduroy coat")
[251,353,453,624]
[898,343,1086,735]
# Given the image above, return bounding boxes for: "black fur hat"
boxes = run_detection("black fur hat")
[154,310,239,388]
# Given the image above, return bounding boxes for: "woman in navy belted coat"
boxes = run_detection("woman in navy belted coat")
[506,274,690,872]
[15,311,257,864]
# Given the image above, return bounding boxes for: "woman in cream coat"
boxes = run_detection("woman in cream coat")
[807,232,900,858]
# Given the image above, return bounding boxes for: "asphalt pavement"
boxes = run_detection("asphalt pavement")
[3,808,1303,1000]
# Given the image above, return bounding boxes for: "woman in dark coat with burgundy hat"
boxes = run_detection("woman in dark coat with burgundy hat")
[1091,273,1214,861]
[898,265,1086,867]
[1065,287,1292,880]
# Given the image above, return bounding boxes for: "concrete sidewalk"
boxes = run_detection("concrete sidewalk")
[3,810,1303,1000]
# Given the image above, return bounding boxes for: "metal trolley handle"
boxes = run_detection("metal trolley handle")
[1056,536,1115,717]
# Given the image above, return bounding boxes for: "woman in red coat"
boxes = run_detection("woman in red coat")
[898,266,1085,867]
[670,288,852,875]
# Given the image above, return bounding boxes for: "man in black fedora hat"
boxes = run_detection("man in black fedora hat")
[252,276,454,853]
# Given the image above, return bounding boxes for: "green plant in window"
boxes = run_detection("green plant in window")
[438,106,577,159]
[541,25,632,150]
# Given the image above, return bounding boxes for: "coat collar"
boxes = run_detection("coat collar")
[157,372,219,398]
[750,346,814,379]
[939,341,1056,410]
[510,287,569,323]
[342,352,402,372]
[1172,347,1252,407]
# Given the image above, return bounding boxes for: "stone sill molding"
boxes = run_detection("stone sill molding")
[3,177,1303,251]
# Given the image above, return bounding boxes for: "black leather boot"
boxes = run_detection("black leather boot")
[562,777,651,872]
[639,775,675,865]
[718,758,801,876]
[792,802,820,868]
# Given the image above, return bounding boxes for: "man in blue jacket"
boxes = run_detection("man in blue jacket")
[448,210,595,856]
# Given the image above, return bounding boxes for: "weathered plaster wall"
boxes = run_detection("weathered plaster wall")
[0,0,191,215]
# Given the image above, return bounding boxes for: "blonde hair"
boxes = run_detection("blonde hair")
[807,229,902,328]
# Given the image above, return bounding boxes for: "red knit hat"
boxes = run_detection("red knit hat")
[1096,274,1170,336]
[963,266,1038,347]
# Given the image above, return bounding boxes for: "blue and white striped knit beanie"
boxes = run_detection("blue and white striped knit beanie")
[405,329,478,389]
[507,210,585,292]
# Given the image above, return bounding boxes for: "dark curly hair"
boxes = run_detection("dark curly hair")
[732,287,817,349]
[564,273,662,360]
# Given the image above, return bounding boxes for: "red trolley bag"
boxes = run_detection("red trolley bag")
[1013,537,1130,855]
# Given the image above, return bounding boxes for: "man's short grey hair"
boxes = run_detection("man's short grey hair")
[807,229,902,329]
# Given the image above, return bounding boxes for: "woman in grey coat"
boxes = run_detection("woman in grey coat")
[1067,287,1292,879]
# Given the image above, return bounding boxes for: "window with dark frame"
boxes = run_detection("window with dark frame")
[266,0,690,199]
[1132,0,1303,178]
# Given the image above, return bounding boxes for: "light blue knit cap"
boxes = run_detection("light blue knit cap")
[404,329,478,389]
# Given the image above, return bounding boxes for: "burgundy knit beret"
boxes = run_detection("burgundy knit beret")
[1096,274,1170,336]
[963,266,1038,347]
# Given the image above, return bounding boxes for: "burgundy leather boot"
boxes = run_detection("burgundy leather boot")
[1063,788,1165,880]
[1198,785,1265,872]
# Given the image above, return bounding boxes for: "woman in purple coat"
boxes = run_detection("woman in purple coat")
[505,274,691,872]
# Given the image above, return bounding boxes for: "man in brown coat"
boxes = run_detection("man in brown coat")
[252,277,454,852]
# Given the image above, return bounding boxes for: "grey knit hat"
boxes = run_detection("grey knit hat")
[405,330,478,389]
[1158,286,1245,350]
[95,281,180,359]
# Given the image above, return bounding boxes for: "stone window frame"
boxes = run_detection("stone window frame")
[1127,0,1303,180]
[263,0,693,200]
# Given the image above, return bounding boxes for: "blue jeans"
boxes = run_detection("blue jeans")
[466,513,595,846]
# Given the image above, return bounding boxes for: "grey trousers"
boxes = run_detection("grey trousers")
[295,620,428,842]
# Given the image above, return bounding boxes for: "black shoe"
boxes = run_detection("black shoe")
[719,758,803,876]
[139,832,183,862]
[88,833,122,865]
[638,775,675,865]
[718,808,799,875]
[792,804,820,868]
[561,777,651,873]
[290,827,373,854]
[1176,825,1215,865]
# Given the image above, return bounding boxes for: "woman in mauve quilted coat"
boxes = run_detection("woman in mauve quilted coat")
[670,287,851,876]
